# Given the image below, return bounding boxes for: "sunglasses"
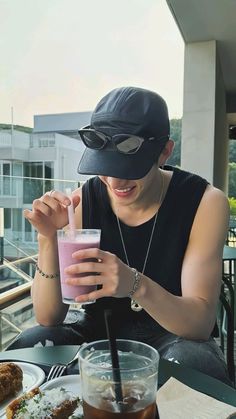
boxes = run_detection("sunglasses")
[79,126,168,155]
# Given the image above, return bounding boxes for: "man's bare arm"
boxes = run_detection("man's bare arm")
[29,188,82,326]
[133,186,229,339]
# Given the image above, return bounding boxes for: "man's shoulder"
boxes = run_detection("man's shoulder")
[165,165,208,182]
[203,184,229,208]
[165,166,208,195]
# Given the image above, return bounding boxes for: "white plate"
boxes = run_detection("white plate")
[41,375,83,417]
[40,374,81,394]
[0,361,45,418]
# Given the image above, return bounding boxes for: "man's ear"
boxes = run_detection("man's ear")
[159,139,175,166]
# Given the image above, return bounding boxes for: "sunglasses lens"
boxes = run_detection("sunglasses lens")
[79,130,146,154]
[81,131,106,149]
[115,136,143,154]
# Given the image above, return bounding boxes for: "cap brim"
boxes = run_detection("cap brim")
[78,141,164,180]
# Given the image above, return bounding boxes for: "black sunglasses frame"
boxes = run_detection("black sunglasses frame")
[79,126,169,155]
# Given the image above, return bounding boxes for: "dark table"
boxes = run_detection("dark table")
[0,345,236,408]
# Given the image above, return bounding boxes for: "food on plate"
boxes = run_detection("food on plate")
[0,362,23,403]
[69,405,84,418]
[6,386,81,419]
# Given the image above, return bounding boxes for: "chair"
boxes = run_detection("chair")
[217,275,235,386]
[226,228,236,247]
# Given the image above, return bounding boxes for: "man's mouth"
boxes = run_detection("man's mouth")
[113,186,135,197]
[115,187,133,193]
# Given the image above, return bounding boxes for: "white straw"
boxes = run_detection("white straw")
[65,187,76,238]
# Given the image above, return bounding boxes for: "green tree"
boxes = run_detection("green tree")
[229,140,236,163]
[0,123,32,133]
[228,197,236,216]
[228,162,236,198]
[168,118,181,166]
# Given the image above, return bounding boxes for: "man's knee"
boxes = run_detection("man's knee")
[164,338,218,361]
[160,337,230,385]
[6,324,84,350]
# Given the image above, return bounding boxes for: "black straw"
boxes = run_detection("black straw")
[104,309,123,403]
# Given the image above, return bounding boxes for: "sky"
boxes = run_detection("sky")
[0,0,184,127]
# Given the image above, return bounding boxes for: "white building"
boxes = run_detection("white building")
[34,111,92,138]
[0,111,92,250]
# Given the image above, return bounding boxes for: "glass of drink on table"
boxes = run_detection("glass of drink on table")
[57,228,101,304]
[78,339,160,419]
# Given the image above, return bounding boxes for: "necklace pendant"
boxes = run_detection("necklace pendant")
[131,299,143,312]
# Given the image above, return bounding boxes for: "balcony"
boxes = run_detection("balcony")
[0,174,80,350]
[0,254,36,349]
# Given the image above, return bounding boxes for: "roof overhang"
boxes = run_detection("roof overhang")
[166,0,236,113]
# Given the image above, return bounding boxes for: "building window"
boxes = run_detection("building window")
[0,162,23,197]
[4,208,11,229]
[12,209,22,240]
[24,217,33,242]
[3,163,11,195]
[12,162,23,196]
[23,162,43,203]
[23,161,53,204]
[44,161,54,193]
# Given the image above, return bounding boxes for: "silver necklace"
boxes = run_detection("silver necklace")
[116,170,165,312]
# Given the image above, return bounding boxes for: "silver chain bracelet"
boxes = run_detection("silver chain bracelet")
[35,264,59,279]
[128,268,142,298]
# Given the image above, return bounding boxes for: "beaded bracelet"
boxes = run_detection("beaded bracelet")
[35,264,59,279]
[128,268,142,298]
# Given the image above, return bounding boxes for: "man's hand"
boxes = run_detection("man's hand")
[23,190,80,238]
[64,248,135,302]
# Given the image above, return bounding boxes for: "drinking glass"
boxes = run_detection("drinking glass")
[57,229,101,304]
[78,339,160,418]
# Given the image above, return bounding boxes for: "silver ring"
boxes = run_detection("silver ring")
[49,189,55,197]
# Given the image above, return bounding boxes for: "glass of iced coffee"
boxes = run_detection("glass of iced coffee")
[57,229,101,304]
[78,339,159,418]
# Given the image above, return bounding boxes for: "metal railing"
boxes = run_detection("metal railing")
[0,251,36,350]
[0,174,83,350]
[0,174,79,202]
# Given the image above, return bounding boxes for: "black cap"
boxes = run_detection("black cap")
[78,86,170,179]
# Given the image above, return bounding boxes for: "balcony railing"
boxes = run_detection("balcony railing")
[0,252,36,350]
[0,174,79,204]
[0,174,82,350]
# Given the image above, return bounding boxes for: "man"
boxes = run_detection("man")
[8,86,230,384]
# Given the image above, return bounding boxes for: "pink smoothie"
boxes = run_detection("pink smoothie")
[57,232,100,303]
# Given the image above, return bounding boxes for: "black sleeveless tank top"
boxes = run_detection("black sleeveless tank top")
[82,166,208,334]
